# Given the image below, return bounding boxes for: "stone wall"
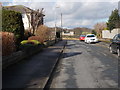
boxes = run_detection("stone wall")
[2,40,56,69]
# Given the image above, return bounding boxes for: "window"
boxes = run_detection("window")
[113,35,118,40]
[87,35,95,37]
[80,35,86,37]
[116,34,120,40]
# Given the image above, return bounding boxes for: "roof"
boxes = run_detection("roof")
[3,5,45,16]
[3,5,33,14]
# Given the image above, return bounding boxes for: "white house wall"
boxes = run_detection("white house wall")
[102,28,120,39]
[22,14,31,30]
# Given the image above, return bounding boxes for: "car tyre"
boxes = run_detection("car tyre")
[87,41,90,44]
[117,48,120,57]
[109,46,114,53]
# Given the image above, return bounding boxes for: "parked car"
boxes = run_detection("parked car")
[84,34,98,43]
[109,34,120,57]
[79,35,86,41]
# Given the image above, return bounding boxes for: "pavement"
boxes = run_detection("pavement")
[2,40,66,89]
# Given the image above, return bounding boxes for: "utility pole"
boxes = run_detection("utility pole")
[54,7,57,42]
[61,13,63,40]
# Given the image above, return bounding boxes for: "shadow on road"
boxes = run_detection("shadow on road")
[63,52,82,58]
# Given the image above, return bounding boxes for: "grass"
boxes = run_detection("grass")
[98,39,112,43]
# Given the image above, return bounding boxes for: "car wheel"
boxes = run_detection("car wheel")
[117,48,120,57]
[109,46,114,53]
[87,41,90,44]
[85,40,88,43]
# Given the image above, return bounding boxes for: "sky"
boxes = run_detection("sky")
[1,0,120,29]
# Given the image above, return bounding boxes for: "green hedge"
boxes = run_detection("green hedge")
[2,9,24,47]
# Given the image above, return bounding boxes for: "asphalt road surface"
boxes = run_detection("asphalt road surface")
[51,40,118,88]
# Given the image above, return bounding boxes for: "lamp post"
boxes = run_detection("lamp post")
[54,7,58,42]
[55,6,63,40]
[61,13,63,40]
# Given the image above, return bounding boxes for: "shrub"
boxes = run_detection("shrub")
[20,40,42,51]
[24,30,34,40]
[1,32,16,56]
[30,40,41,45]
[35,25,51,41]
[20,40,28,45]
[2,9,24,47]
[28,36,44,43]
[21,40,40,45]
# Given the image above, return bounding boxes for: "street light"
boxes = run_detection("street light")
[55,6,63,40]
[54,7,58,42]
[61,13,63,40]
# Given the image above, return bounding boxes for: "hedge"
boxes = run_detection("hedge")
[2,9,24,47]
[2,32,16,56]
[21,40,41,45]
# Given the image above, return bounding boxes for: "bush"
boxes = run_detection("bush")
[2,9,24,47]
[1,32,16,56]
[24,30,34,40]
[28,36,44,43]
[36,25,51,41]
[30,40,41,45]
[21,40,40,45]
[20,40,43,51]
[20,40,28,45]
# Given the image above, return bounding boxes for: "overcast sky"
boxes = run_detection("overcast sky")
[2,0,119,29]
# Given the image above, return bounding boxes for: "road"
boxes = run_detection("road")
[50,40,118,88]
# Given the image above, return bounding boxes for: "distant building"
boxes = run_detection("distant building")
[62,29,74,36]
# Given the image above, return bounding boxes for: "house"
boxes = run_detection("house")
[62,29,74,36]
[102,28,120,39]
[3,5,45,32]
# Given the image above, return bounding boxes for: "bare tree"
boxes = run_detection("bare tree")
[25,8,44,34]
[94,22,107,38]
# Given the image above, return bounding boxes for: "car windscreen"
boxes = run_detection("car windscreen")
[80,35,86,37]
[87,35,95,37]
[118,34,120,40]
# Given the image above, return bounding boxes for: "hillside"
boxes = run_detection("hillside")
[72,27,92,38]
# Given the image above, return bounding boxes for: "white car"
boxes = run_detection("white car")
[85,34,98,43]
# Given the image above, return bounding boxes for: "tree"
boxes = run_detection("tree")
[92,30,96,35]
[36,25,51,41]
[94,22,107,38]
[107,9,120,31]
[25,8,44,35]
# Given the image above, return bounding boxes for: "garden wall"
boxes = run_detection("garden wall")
[102,28,120,39]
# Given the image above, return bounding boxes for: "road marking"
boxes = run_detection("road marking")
[101,53,107,56]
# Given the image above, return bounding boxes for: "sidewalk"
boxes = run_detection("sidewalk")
[3,40,67,89]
